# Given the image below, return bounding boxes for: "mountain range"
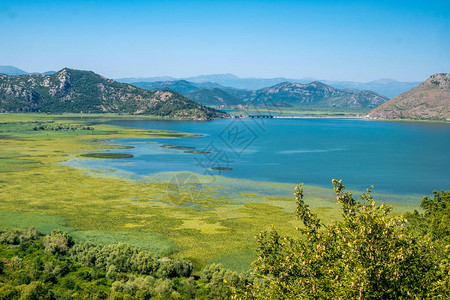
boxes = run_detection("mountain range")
[0,69,226,120]
[132,81,243,107]
[134,80,389,108]
[1,66,421,98]
[368,73,450,121]
[2,66,445,120]
[116,73,421,98]
[0,65,56,76]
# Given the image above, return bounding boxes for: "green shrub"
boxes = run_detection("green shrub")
[235,180,449,299]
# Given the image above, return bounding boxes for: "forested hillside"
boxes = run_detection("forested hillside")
[0,69,227,120]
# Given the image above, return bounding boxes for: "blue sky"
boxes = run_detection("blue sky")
[0,0,449,81]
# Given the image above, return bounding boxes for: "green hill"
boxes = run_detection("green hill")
[0,69,227,120]
[368,73,450,121]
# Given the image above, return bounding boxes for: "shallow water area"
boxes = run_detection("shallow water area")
[64,118,450,201]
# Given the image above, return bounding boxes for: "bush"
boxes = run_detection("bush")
[42,230,74,255]
[406,190,450,243]
[0,228,40,245]
[19,281,49,300]
[235,180,449,299]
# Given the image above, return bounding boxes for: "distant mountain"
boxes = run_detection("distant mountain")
[118,76,177,84]
[118,73,420,98]
[244,81,389,108]
[368,73,450,121]
[133,80,200,94]
[118,74,308,91]
[132,80,227,94]
[0,65,29,76]
[322,79,421,99]
[187,88,243,106]
[134,79,388,108]
[184,75,315,91]
[0,65,59,77]
[0,68,227,120]
[131,80,244,107]
[186,73,240,82]
[41,71,57,75]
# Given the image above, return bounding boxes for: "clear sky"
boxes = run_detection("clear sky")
[0,0,449,82]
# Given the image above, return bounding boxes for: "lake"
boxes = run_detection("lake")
[67,118,450,197]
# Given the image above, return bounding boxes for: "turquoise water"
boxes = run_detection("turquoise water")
[71,118,450,196]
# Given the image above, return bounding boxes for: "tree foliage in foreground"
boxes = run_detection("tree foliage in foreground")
[0,229,248,299]
[234,180,450,299]
[1,183,449,299]
[406,190,450,244]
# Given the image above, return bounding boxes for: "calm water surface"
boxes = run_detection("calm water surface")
[76,118,450,196]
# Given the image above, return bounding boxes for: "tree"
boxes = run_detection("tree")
[19,281,49,300]
[42,230,74,255]
[235,180,449,299]
[406,190,450,243]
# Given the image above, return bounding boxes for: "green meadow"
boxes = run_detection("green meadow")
[0,114,420,272]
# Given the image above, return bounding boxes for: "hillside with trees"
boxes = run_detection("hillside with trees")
[0,69,227,120]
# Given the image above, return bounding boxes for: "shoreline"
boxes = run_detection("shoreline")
[233,114,450,122]
[2,112,448,123]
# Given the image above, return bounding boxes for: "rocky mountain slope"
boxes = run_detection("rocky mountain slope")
[368,73,450,121]
[244,81,388,108]
[0,69,227,120]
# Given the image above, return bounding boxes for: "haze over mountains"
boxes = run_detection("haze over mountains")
[369,73,450,121]
[0,68,226,120]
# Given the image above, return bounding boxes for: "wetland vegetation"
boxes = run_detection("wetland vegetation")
[79,153,134,159]
[0,114,310,271]
[0,113,448,299]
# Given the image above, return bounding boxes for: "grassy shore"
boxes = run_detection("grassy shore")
[0,113,420,272]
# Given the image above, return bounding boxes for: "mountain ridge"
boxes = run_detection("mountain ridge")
[0,65,425,99]
[135,80,389,108]
[244,81,388,108]
[117,73,421,98]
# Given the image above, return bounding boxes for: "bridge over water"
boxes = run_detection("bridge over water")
[247,115,274,118]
